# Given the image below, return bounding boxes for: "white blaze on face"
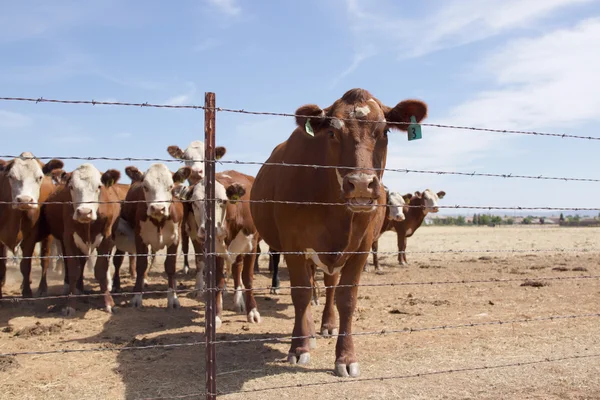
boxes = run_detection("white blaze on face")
[331,118,345,130]
[422,189,441,214]
[6,152,45,209]
[143,164,175,219]
[190,180,228,242]
[387,192,407,221]
[69,163,103,222]
[182,141,205,183]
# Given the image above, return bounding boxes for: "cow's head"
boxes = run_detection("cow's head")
[126,163,191,221]
[3,152,63,210]
[167,141,227,185]
[58,163,120,223]
[386,190,413,222]
[294,88,427,213]
[412,189,446,214]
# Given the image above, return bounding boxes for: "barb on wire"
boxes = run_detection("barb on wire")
[0,274,598,303]
[209,353,600,396]
[2,313,597,358]
[2,153,600,184]
[1,96,598,141]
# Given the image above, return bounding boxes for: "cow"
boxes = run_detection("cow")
[178,170,252,327]
[363,187,413,272]
[0,152,63,298]
[40,163,122,315]
[120,163,190,309]
[389,189,445,266]
[250,88,428,377]
[167,141,226,275]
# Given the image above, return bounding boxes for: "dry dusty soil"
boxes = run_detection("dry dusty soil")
[1,226,599,400]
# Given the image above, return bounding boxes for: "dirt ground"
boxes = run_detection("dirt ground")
[1,226,599,400]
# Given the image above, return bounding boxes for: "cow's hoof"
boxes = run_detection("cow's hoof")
[247,308,261,324]
[233,288,245,313]
[167,293,180,309]
[321,327,339,337]
[288,352,310,365]
[309,337,317,349]
[269,287,280,295]
[215,316,222,329]
[183,265,190,275]
[311,298,320,306]
[61,307,76,317]
[335,362,360,377]
[131,294,143,308]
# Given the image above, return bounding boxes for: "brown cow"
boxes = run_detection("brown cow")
[250,88,428,377]
[167,140,226,275]
[364,188,413,272]
[179,170,250,327]
[121,163,190,309]
[40,163,121,315]
[0,152,63,298]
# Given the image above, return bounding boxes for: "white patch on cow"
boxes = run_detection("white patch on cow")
[180,141,205,182]
[69,163,104,222]
[142,163,176,220]
[195,260,205,298]
[229,231,254,257]
[132,293,143,308]
[220,174,232,179]
[422,189,441,214]
[335,169,344,192]
[305,248,343,276]
[72,232,103,255]
[387,192,407,221]
[330,118,345,130]
[167,288,180,309]
[233,285,245,313]
[139,219,179,252]
[6,152,45,209]
[354,105,371,118]
[406,228,413,236]
[215,316,222,329]
[190,180,228,242]
[247,307,261,324]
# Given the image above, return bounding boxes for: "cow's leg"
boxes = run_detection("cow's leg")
[0,244,6,299]
[269,251,281,295]
[253,242,261,273]
[215,257,225,328]
[372,239,383,273]
[165,242,180,309]
[231,256,245,313]
[19,237,37,298]
[181,230,191,275]
[112,249,125,293]
[242,241,260,323]
[398,232,408,266]
[320,272,339,336]
[191,239,205,300]
[62,238,85,316]
[37,236,52,296]
[60,241,70,294]
[95,239,116,313]
[334,248,368,378]
[310,264,320,306]
[285,254,314,365]
[132,237,149,308]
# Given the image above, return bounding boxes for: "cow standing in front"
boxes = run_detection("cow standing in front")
[250,88,428,377]
[121,164,190,309]
[0,152,63,298]
[41,163,122,315]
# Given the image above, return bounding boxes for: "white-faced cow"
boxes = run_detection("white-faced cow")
[0,152,63,298]
[40,163,122,315]
[121,163,190,309]
[167,141,226,275]
[363,187,413,272]
[250,88,428,377]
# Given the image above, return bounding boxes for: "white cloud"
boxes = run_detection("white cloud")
[0,110,33,129]
[165,82,197,105]
[207,0,242,16]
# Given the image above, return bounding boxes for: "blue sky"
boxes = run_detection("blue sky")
[1,0,600,213]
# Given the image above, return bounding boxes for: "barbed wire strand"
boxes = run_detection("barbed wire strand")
[2,153,600,184]
[1,313,597,358]
[1,274,597,303]
[1,96,598,141]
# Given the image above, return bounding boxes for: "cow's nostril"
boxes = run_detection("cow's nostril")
[368,180,377,190]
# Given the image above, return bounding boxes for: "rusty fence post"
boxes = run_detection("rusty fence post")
[204,92,217,400]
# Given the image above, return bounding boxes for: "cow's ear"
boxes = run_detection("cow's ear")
[384,100,428,132]
[42,159,64,175]
[172,183,193,200]
[50,169,69,185]
[295,104,326,136]
[225,183,246,204]
[0,159,6,172]
[215,146,226,160]
[167,145,185,159]
[437,191,446,199]
[402,193,413,203]
[101,169,121,188]
[125,166,144,183]
[173,166,191,184]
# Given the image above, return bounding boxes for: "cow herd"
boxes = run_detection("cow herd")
[0,88,446,377]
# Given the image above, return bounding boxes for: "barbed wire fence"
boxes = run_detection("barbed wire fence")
[0,93,599,399]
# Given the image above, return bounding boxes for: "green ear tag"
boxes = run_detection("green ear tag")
[230,194,240,204]
[305,119,315,137]
[407,116,422,141]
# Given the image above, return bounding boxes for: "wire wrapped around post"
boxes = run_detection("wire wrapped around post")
[204,92,217,400]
